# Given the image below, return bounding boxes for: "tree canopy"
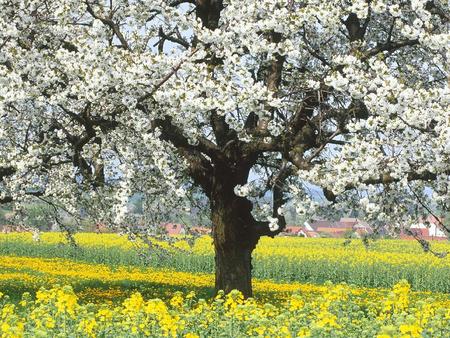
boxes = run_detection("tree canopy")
[0,0,449,295]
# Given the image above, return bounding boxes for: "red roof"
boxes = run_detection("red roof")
[418,215,444,225]
[284,226,303,233]
[310,220,354,230]
[316,227,351,233]
[339,218,359,227]
[310,220,335,229]
[162,223,185,235]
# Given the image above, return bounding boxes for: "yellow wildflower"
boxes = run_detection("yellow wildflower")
[297,327,311,337]
[170,292,184,308]
[184,333,200,338]
[399,323,422,337]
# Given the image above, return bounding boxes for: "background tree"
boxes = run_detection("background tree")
[0,0,448,297]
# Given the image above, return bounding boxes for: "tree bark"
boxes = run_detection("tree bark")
[214,237,254,297]
[210,168,258,298]
[211,201,258,298]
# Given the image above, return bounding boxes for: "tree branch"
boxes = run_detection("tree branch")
[85,1,130,50]
[362,39,419,60]
[323,170,450,203]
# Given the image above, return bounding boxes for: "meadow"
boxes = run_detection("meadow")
[0,233,449,337]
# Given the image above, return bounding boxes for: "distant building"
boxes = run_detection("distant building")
[309,218,373,238]
[339,218,359,227]
[419,215,447,238]
[162,223,186,235]
[283,226,302,235]
[190,226,211,235]
[0,224,31,233]
[353,220,373,237]
[283,224,319,237]
[95,223,108,233]
[404,215,447,239]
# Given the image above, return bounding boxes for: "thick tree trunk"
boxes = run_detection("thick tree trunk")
[214,240,253,297]
[211,188,258,298]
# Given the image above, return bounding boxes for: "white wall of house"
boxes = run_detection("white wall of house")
[428,223,446,237]
[304,221,314,232]
[412,222,446,237]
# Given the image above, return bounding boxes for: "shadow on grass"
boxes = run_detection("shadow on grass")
[0,279,216,305]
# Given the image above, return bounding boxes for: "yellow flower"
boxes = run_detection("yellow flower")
[186,291,196,300]
[289,294,304,311]
[253,326,266,335]
[78,318,97,337]
[123,292,144,314]
[144,299,168,316]
[55,286,78,316]
[45,317,56,329]
[316,312,340,329]
[297,327,311,337]
[224,290,244,310]
[399,324,422,337]
[96,308,113,322]
[1,322,11,333]
[170,292,184,308]
[184,333,200,338]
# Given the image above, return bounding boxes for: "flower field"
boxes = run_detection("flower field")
[1,282,450,338]
[1,233,449,291]
[0,233,449,337]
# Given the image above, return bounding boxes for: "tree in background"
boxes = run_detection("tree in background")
[0,0,448,296]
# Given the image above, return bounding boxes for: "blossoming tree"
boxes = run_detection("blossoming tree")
[0,0,449,296]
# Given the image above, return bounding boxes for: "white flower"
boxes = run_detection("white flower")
[234,184,250,197]
[121,96,137,109]
[389,4,401,17]
[267,217,279,232]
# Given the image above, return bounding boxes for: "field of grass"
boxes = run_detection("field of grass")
[0,232,449,337]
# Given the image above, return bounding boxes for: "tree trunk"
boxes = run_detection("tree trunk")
[211,190,258,298]
[214,240,253,297]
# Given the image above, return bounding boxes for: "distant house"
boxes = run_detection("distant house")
[309,220,338,229]
[309,218,373,238]
[95,223,108,233]
[315,227,348,238]
[1,224,26,233]
[420,215,447,238]
[162,223,186,236]
[283,224,319,237]
[310,219,349,237]
[0,224,13,233]
[191,226,211,235]
[339,218,359,227]
[353,220,373,237]
[405,216,447,239]
[284,226,303,235]
[402,227,429,239]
